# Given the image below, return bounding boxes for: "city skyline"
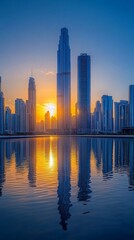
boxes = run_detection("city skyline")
[0,25,134,134]
[0,0,134,121]
[1,1,134,239]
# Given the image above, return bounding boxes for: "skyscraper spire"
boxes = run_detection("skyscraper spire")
[57,28,71,131]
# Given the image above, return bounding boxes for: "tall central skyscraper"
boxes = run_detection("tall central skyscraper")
[77,54,91,133]
[57,28,71,131]
[28,77,36,133]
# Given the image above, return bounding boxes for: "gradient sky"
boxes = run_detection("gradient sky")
[0,0,134,121]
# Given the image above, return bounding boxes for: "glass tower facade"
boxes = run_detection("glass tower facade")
[28,77,36,133]
[77,54,91,133]
[101,95,113,133]
[57,28,71,131]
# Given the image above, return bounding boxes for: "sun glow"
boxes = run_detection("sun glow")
[44,103,56,117]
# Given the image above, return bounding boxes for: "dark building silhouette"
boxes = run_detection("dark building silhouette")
[45,111,51,131]
[91,101,101,133]
[15,99,26,133]
[5,107,12,134]
[101,95,113,133]
[57,137,72,231]
[114,100,129,133]
[77,54,91,133]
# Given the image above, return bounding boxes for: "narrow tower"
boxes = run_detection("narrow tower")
[28,77,36,133]
[77,54,91,133]
[57,28,71,131]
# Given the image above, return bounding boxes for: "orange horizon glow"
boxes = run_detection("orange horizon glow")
[36,102,95,122]
[5,100,95,123]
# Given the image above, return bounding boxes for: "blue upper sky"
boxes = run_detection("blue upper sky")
[0,0,134,115]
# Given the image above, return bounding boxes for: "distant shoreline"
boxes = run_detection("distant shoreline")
[0,134,134,140]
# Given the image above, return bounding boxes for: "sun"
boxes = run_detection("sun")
[44,103,56,117]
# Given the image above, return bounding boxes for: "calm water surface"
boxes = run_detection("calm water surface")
[0,137,134,240]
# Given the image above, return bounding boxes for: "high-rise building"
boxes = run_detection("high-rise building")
[5,107,12,134]
[15,98,26,133]
[28,77,36,133]
[114,102,120,133]
[114,100,129,133]
[129,85,134,127]
[26,100,30,133]
[101,95,113,133]
[45,111,50,131]
[0,77,5,134]
[11,114,16,134]
[92,101,101,133]
[119,100,129,131]
[57,28,71,131]
[77,54,91,133]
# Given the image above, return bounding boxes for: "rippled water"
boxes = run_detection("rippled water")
[0,137,134,240]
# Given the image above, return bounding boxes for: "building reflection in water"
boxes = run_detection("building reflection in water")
[114,139,129,172]
[77,138,92,202]
[101,139,113,180]
[92,138,102,171]
[4,139,37,188]
[129,140,134,190]
[14,140,27,168]
[57,137,72,231]
[0,140,5,196]
[1,137,134,199]
[5,140,14,161]
[27,139,36,187]
[45,138,50,163]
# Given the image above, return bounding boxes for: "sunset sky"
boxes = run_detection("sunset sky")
[0,0,134,121]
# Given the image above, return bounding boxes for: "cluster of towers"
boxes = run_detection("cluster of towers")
[0,76,36,134]
[0,27,134,135]
[56,28,134,134]
[57,28,91,133]
[92,86,134,134]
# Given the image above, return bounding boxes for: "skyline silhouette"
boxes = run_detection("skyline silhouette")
[0,0,134,121]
